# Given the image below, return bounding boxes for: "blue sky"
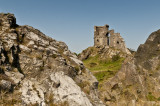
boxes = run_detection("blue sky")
[0,0,160,53]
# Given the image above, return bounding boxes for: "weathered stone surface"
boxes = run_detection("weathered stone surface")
[0,80,12,91]
[5,71,24,84]
[94,25,130,54]
[98,29,160,105]
[135,29,160,70]
[0,13,104,106]
[49,71,93,106]
[94,25,109,47]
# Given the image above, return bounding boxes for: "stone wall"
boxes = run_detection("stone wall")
[109,29,129,53]
[94,25,130,54]
[94,24,109,47]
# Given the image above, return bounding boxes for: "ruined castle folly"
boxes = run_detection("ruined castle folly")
[94,24,130,54]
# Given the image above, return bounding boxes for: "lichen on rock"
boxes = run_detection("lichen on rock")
[0,13,104,106]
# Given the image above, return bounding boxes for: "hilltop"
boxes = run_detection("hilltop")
[79,24,160,105]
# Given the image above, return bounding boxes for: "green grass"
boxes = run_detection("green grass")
[83,54,124,82]
[146,92,160,101]
[83,55,124,72]
[146,92,157,101]
[93,70,116,82]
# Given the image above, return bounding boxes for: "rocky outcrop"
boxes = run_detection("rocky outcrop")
[135,29,160,71]
[99,29,160,105]
[0,13,104,106]
[78,46,131,61]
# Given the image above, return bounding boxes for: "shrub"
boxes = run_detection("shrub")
[112,54,120,62]
[77,81,90,95]
[52,54,57,58]
[74,66,79,72]
[94,70,115,82]
[15,27,19,32]
[146,92,156,101]
[39,66,44,71]
[73,52,78,56]
[36,55,42,60]
[89,62,97,67]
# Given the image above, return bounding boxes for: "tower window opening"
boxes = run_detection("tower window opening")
[117,41,119,44]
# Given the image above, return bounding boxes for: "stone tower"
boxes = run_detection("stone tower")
[94,24,131,54]
[94,24,109,47]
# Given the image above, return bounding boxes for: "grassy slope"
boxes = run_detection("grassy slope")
[83,54,124,83]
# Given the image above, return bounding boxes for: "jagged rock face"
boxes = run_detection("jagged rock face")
[135,30,160,70]
[0,13,104,106]
[0,13,17,31]
[100,30,160,106]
